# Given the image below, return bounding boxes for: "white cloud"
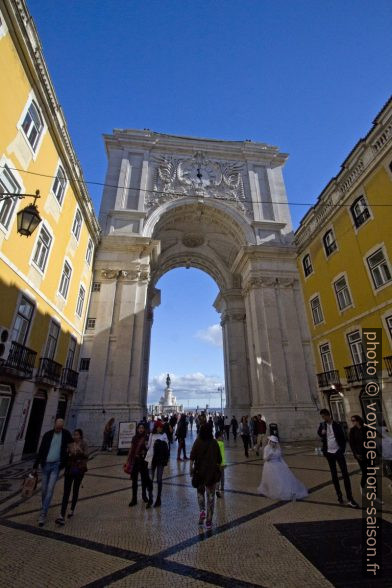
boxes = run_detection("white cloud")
[195,324,223,347]
[148,372,224,404]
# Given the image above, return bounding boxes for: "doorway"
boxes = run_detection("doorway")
[56,394,68,420]
[23,392,47,455]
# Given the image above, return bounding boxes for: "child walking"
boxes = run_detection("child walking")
[215,431,226,498]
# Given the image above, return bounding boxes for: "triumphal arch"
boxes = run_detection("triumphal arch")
[75,130,318,442]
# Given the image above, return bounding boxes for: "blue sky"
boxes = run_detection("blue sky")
[27,0,392,406]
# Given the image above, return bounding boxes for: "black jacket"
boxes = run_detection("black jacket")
[317,420,346,454]
[34,429,73,469]
[349,426,366,458]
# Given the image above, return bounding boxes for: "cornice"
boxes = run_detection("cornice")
[230,244,297,275]
[99,235,160,256]
[295,97,392,252]
[4,0,101,243]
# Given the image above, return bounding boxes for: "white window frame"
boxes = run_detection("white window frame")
[66,336,77,370]
[30,222,54,275]
[323,228,337,257]
[79,357,90,371]
[347,330,364,365]
[72,208,82,241]
[92,282,101,292]
[86,317,96,330]
[365,246,392,291]
[0,8,8,39]
[58,258,73,300]
[10,295,35,346]
[350,194,372,230]
[85,238,94,265]
[17,93,46,157]
[310,294,324,326]
[333,274,353,311]
[51,163,67,207]
[76,284,86,318]
[302,253,313,277]
[43,319,60,360]
[0,164,21,234]
[319,342,334,373]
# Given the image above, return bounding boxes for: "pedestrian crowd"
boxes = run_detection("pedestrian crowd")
[31,408,392,529]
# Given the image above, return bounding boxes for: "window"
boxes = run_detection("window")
[334,276,352,310]
[66,337,77,369]
[79,358,90,371]
[32,225,52,272]
[11,296,34,345]
[44,321,60,360]
[302,254,313,277]
[76,285,86,317]
[351,196,370,228]
[52,166,66,205]
[86,238,94,265]
[310,296,323,325]
[72,209,82,240]
[21,101,43,151]
[86,318,96,330]
[323,229,337,256]
[92,282,101,292]
[59,261,72,299]
[347,330,363,365]
[367,248,392,289]
[320,343,334,372]
[0,165,21,230]
[0,385,12,441]
[386,315,392,339]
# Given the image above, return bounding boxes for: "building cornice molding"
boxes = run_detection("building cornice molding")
[295,98,392,252]
[231,244,297,275]
[3,0,101,243]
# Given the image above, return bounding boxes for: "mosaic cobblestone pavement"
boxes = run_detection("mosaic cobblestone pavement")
[0,433,391,587]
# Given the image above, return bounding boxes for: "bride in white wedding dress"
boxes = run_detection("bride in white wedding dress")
[257,435,308,501]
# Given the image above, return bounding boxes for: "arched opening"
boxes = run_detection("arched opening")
[147,268,225,414]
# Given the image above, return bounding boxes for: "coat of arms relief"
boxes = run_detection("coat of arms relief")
[144,152,252,217]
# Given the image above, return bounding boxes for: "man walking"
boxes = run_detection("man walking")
[253,415,267,456]
[33,418,73,526]
[317,409,358,508]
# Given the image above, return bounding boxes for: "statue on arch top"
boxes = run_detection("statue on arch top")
[166,373,171,388]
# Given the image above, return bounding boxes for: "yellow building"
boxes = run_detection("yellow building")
[0,0,100,465]
[296,98,392,431]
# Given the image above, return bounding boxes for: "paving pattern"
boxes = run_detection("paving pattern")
[0,433,391,587]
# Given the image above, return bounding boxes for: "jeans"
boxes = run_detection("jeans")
[61,472,84,517]
[325,451,353,501]
[218,466,225,491]
[241,434,250,457]
[131,459,152,501]
[197,484,216,523]
[177,438,187,459]
[150,464,164,499]
[254,434,265,454]
[41,461,60,516]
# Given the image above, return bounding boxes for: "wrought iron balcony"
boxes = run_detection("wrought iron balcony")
[36,357,62,384]
[60,367,79,389]
[0,341,37,377]
[385,356,392,377]
[316,370,341,388]
[344,362,367,383]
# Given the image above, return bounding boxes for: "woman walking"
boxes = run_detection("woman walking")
[102,418,115,451]
[126,422,153,508]
[145,420,169,507]
[190,424,222,529]
[176,413,188,461]
[239,416,251,457]
[257,435,308,500]
[55,429,88,525]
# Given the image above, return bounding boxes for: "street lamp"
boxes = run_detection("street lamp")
[218,386,224,413]
[0,190,42,236]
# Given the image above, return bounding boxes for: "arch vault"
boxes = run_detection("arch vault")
[75,131,318,442]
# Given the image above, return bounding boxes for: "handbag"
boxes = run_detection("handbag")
[21,472,38,498]
[123,461,132,475]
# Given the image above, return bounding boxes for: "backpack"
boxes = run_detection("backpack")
[152,439,170,467]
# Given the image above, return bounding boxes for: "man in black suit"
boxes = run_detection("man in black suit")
[318,408,358,508]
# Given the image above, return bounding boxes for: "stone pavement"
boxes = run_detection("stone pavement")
[0,432,391,587]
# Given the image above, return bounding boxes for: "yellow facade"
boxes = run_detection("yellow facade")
[0,0,100,465]
[296,98,392,429]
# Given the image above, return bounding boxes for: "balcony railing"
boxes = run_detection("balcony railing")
[0,341,37,377]
[344,362,367,383]
[36,357,62,384]
[60,367,79,389]
[317,370,341,388]
[385,356,392,377]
